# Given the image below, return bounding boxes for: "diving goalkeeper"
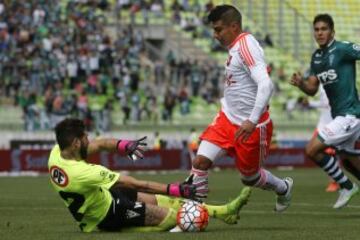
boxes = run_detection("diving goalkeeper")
[48,118,251,232]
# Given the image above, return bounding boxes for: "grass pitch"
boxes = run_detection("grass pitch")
[1,169,360,240]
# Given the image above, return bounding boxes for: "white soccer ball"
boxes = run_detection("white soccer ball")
[176,201,209,232]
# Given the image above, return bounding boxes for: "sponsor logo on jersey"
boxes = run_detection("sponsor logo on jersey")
[225,72,236,86]
[314,60,322,64]
[316,69,338,85]
[50,166,69,187]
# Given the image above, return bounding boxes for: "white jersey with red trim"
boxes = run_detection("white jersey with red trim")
[221,32,274,125]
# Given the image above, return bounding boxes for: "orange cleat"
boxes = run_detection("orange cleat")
[326,181,340,192]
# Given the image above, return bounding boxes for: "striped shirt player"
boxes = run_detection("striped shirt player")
[188,5,293,213]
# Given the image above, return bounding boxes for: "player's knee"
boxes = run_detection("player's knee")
[305,144,317,160]
[241,179,256,186]
[241,174,260,186]
[157,208,177,231]
[192,155,212,170]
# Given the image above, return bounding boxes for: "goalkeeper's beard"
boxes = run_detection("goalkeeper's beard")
[80,142,88,160]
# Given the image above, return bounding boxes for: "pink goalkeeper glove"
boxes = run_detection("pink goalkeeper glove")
[117,136,147,161]
[184,167,209,200]
[167,183,197,199]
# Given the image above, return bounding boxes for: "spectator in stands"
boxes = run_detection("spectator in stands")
[178,84,190,115]
[118,91,130,125]
[152,131,162,150]
[162,87,176,122]
[171,0,183,12]
[264,33,274,47]
[0,0,225,132]
[150,0,163,18]
[190,61,202,97]
[154,60,165,84]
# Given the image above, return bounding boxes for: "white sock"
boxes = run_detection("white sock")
[254,169,287,195]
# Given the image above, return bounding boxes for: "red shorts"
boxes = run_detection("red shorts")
[200,111,273,176]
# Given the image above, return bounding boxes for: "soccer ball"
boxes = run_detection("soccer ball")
[176,201,209,232]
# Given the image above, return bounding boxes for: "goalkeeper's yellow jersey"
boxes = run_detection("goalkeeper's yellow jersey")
[48,145,120,232]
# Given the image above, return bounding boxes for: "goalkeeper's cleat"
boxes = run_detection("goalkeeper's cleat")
[333,183,359,209]
[216,187,252,224]
[275,177,293,212]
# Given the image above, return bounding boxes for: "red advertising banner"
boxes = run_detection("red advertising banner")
[0,150,11,171]
[0,148,315,172]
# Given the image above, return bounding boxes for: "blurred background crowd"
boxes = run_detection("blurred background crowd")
[0,0,324,142]
[0,0,230,133]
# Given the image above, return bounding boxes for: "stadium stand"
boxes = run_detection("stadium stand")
[2,0,360,138]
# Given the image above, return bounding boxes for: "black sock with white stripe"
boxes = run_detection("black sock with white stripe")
[317,155,353,190]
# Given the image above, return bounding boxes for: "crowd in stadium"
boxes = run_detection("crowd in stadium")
[0,0,286,132]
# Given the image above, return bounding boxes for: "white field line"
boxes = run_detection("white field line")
[1,202,360,214]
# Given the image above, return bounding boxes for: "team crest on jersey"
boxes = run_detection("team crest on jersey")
[100,170,108,178]
[50,166,69,187]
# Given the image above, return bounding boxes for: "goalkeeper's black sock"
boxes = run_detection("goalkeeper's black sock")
[316,155,353,190]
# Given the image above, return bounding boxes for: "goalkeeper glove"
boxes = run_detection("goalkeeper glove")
[167,183,197,199]
[185,167,209,200]
[117,136,147,161]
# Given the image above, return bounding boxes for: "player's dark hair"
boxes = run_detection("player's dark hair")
[208,4,242,27]
[313,14,334,30]
[55,118,85,150]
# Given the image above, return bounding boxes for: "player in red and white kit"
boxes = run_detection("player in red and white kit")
[186,5,293,212]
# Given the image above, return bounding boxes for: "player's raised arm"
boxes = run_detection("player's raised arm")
[290,72,319,96]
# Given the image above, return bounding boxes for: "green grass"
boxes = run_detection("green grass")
[1,169,360,240]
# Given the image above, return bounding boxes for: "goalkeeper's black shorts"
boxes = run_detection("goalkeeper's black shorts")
[97,187,146,231]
